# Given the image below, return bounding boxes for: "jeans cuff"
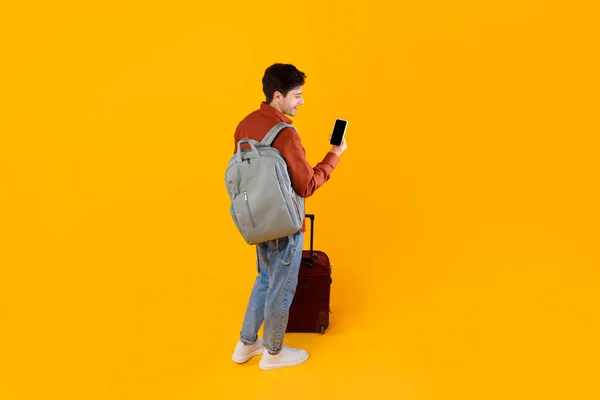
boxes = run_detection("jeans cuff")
[240,333,257,345]
[265,345,281,355]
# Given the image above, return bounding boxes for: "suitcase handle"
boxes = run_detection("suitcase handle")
[302,214,317,265]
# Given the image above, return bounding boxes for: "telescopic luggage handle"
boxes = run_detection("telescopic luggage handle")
[302,214,317,265]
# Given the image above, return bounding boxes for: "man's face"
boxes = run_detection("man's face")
[277,86,304,117]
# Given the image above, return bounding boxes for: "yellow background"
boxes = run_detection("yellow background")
[1,1,599,399]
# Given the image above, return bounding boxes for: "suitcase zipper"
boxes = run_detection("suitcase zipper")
[244,191,256,228]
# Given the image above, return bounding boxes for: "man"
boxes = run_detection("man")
[230,63,347,370]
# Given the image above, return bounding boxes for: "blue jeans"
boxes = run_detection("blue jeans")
[239,231,304,354]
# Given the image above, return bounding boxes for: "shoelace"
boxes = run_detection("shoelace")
[282,345,300,354]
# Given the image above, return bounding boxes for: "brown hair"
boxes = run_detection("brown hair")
[262,63,306,103]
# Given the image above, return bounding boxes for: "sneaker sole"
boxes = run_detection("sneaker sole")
[259,353,309,370]
[232,348,264,364]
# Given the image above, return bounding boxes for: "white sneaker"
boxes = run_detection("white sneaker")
[259,345,309,370]
[232,338,264,363]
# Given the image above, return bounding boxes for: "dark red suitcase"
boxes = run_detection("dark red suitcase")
[286,214,332,334]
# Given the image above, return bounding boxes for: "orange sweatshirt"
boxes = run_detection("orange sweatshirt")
[233,102,340,232]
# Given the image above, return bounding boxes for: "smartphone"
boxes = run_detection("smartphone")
[330,118,348,146]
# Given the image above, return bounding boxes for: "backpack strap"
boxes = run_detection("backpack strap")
[260,122,296,147]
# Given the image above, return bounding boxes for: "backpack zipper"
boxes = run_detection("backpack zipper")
[244,191,256,228]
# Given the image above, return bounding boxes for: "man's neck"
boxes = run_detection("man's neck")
[267,101,282,114]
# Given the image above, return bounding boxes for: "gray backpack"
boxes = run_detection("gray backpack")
[225,122,304,245]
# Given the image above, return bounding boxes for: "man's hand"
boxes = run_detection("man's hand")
[329,138,347,157]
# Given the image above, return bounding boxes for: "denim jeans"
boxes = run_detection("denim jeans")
[239,231,304,354]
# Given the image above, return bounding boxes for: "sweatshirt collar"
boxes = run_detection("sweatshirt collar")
[259,102,293,124]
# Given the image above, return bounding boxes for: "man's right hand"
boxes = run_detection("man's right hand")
[330,138,347,157]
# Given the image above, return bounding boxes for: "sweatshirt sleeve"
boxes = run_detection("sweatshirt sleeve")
[274,128,340,198]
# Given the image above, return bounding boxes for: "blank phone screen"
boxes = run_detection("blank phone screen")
[330,119,347,146]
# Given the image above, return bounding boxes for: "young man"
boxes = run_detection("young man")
[230,63,347,370]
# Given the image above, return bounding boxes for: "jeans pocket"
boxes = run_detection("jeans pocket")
[276,236,292,266]
[277,236,288,251]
